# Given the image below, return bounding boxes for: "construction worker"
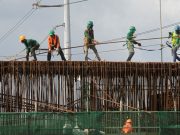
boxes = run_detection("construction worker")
[19,35,40,61]
[121,118,133,134]
[84,21,101,61]
[169,25,180,62]
[47,30,66,61]
[126,26,141,61]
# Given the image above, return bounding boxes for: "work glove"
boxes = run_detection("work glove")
[93,40,99,45]
[56,48,60,55]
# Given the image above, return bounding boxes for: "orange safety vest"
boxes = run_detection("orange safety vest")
[122,122,133,134]
[48,35,60,49]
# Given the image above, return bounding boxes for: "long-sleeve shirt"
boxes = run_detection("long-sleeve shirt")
[84,28,94,44]
[126,31,136,52]
[23,39,39,52]
[48,35,60,49]
[127,31,135,41]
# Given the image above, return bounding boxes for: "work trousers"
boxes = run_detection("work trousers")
[127,52,135,61]
[26,44,40,61]
[84,44,101,61]
[127,41,135,61]
[47,47,66,61]
[172,46,180,62]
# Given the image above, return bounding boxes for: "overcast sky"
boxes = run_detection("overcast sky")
[0,0,180,62]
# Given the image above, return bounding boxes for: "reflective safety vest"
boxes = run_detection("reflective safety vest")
[171,32,180,47]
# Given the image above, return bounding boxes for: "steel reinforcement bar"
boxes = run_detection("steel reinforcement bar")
[0,61,180,112]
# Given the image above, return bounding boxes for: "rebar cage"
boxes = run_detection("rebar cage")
[0,61,180,112]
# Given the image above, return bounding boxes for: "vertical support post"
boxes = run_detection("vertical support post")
[64,0,71,60]
[120,98,123,111]
[159,0,163,62]
[137,99,141,134]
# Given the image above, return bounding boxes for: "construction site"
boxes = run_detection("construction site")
[1,0,180,135]
[0,61,179,135]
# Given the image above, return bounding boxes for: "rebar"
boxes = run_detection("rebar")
[0,61,179,112]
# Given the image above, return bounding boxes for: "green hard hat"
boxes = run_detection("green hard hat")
[49,30,55,36]
[87,21,93,27]
[175,25,180,31]
[129,26,136,32]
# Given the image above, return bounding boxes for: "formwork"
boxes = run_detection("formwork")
[0,61,180,134]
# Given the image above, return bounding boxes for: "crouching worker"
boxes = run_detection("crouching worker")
[19,35,40,61]
[47,30,66,61]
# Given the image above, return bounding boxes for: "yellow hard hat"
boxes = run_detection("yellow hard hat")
[19,35,26,42]
[126,119,132,123]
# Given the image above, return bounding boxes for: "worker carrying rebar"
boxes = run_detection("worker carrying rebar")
[19,35,40,61]
[47,30,66,61]
[126,26,141,61]
[169,25,180,62]
[121,118,133,134]
[84,21,101,61]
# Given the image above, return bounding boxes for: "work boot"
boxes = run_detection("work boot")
[85,56,88,61]
[96,55,101,61]
[26,53,29,61]
[33,53,37,61]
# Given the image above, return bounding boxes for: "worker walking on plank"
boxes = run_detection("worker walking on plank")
[126,26,141,61]
[19,35,40,61]
[169,25,180,62]
[84,21,101,61]
[47,30,66,61]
